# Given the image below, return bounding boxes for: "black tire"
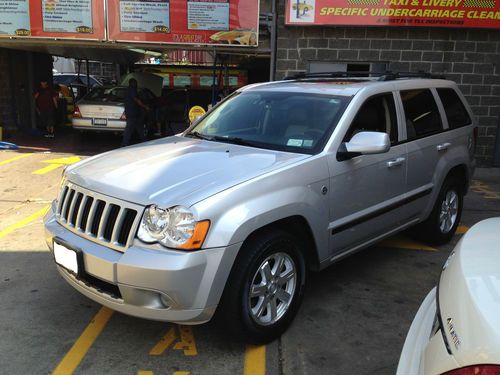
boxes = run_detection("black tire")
[218,229,306,344]
[414,177,463,245]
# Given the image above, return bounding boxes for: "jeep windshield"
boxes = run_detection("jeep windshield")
[186,91,350,155]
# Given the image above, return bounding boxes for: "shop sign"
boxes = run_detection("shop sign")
[286,0,500,28]
[29,0,106,39]
[107,0,259,46]
[0,0,31,36]
[0,0,106,40]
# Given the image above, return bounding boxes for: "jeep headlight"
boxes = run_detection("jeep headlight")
[138,205,210,250]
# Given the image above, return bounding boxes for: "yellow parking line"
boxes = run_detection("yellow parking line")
[137,372,154,375]
[173,326,197,356]
[33,163,64,175]
[173,372,190,375]
[381,235,436,251]
[244,345,266,375]
[0,205,49,239]
[149,327,177,356]
[52,307,114,375]
[0,153,33,166]
[456,225,469,234]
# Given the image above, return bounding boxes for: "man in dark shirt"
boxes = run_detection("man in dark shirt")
[34,79,58,138]
[121,78,149,147]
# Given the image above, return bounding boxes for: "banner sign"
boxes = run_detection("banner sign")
[107,0,259,46]
[0,0,31,36]
[286,0,500,28]
[29,0,105,39]
[0,0,105,39]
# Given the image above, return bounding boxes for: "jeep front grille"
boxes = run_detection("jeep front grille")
[56,182,143,252]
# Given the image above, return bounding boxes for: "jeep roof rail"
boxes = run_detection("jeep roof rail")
[283,71,446,81]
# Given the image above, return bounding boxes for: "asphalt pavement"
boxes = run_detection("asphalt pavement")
[1,134,499,375]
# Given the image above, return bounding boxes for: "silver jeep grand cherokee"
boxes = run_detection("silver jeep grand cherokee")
[44,73,476,343]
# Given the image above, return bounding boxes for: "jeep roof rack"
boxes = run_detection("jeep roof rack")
[283,71,446,81]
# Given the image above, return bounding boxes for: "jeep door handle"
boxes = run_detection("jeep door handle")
[386,157,406,168]
[437,142,451,152]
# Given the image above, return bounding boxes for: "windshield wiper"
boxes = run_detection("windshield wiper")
[210,135,256,147]
[186,132,255,147]
[186,131,214,141]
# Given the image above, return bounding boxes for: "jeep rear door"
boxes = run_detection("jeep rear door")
[398,88,447,221]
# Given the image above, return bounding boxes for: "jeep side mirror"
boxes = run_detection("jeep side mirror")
[337,131,391,161]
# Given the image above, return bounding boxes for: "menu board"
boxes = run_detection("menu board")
[107,0,259,46]
[120,0,170,33]
[41,0,93,33]
[187,0,229,30]
[0,0,30,36]
[29,0,105,39]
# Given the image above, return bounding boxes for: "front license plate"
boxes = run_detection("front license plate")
[93,118,107,126]
[53,242,78,275]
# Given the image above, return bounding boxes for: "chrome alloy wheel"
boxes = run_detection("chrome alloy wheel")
[439,190,459,233]
[249,252,297,326]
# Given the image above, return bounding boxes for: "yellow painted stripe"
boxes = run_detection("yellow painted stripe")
[0,153,33,166]
[137,372,154,375]
[456,225,469,234]
[381,235,436,251]
[173,326,198,356]
[0,205,49,239]
[52,307,114,375]
[149,327,177,356]
[33,163,63,175]
[244,345,266,375]
[173,372,190,375]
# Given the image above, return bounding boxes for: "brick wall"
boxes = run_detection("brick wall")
[276,1,500,165]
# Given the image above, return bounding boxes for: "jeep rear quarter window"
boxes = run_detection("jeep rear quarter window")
[401,89,443,140]
[436,88,472,129]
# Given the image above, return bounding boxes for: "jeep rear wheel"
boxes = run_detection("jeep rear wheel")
[415,177,463,245]
[219,230,306,344]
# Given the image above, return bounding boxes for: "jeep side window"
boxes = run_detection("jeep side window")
[344,93,398,144]
[437,88,472,129]
[400,89,443,140]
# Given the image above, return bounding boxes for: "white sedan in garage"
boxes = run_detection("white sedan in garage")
[397,217,500,375]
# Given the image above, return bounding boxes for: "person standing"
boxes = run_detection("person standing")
[121,78,149,147]
[34,79,58,138]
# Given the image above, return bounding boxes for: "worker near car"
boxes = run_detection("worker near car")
[34,79,58,138]
[121,78,149,147]
[54,83,71,128]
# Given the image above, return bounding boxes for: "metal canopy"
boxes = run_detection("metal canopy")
[0,38,270,65]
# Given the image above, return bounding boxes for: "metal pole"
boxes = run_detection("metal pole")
[211,53,217,106]
[296,0,300,18]
[270,0,278,81]
[86,59,90,90]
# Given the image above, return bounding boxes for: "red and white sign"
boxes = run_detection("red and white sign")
[30,0,105,39]
[286,0,500,28]
[107,0,259,46]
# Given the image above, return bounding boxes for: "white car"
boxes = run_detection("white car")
[73,86,156,133]
[397,217,500,375]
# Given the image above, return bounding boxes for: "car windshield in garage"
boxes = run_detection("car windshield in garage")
[186,91,350,154]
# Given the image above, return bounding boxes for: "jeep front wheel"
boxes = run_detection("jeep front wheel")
[219,230,306,344]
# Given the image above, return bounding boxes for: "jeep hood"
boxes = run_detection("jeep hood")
[65,136,309,207]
